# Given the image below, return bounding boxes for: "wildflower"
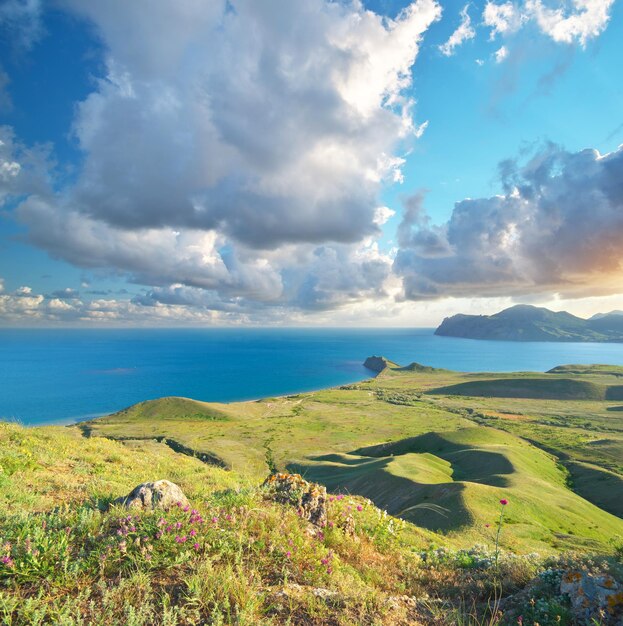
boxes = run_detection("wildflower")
[189,529,197,537]
[356,505,363,512]
[485,524,491,528]
[211,516,218,524]
[155,532,162,539]
[157,517,166,526]
[337,494,344,501]
[500,499,508,506]
[183,505,190,512]
[175,521,183,530]
[193,543,200,551]
[286,551,291,558]
[191,509,198,515]
[0,556,14,568]
[175,535,187,543]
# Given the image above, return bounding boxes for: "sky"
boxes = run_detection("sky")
[0,0,622,327]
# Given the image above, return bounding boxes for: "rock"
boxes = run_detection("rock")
[363,355,395,373]
[560,569,623,625]
[114,479,189,511]
[263,472,327,527]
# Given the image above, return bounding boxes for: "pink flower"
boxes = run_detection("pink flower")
[189,529,197,537]
[286,551,291,558]
[500,499,508,506]
[1,556,14,568]
[183,505,190,512]
[211,516,218,524]
[337,495,344,501]
[356,505,363,512]
[193,543,200,551]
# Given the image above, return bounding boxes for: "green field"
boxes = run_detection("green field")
[78,360,623,553]
[2,360,623,624]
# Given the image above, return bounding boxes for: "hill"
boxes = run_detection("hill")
[2,360,623,624]
[435,304,623,342]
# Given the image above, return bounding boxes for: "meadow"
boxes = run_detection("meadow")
[1,361,622,624]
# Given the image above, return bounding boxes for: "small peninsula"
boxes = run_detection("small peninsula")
[435,304,623,342]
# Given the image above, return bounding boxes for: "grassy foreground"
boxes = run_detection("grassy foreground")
[1,362,623,624]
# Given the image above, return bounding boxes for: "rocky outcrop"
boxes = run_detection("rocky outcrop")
[263,472,327,527]
[363,355,396,373]
[114,479,189,510]
[561,569,623,625]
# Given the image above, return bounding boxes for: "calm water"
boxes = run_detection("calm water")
[1,328,623,425]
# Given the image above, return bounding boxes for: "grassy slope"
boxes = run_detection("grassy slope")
[0,422,450,625]
[79,364,623,554]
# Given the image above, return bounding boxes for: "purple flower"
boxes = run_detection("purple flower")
[286,551,291,558]
[1,556,14,568]
[193,542,200,551]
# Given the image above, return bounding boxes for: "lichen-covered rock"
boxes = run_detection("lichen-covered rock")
[114,479,189,511]
[263,472,327,527]
[560,569,623,625]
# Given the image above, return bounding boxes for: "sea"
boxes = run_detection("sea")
[1,328,623,426]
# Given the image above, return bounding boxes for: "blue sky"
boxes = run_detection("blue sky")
[1,0,622,325]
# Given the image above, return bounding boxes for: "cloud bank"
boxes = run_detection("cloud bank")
[395,144,623,300]
[3,0,442,317]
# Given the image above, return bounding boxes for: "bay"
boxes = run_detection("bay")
[1,327,622,425]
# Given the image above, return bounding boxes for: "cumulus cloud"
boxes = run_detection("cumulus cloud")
[394,144,623,300]
[28,0,440,249]
[526,0,615,45]
[483,1,524,38]
[0,0,444,321]
[483,0,615,46]
[439,5,475,56]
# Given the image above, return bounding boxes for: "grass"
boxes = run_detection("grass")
[78,363,623,554]
[1,361,623,624]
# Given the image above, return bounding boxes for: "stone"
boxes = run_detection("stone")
[560,569,623,625]
[114,479,189,511]
[263,472,327,527]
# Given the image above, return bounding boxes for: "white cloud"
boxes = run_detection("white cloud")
[439,4,475,56]
[1,0,444,320]
[483,1,524,38]
[526,0,615,46]
[495,45,509,62]
[483,0,615,46]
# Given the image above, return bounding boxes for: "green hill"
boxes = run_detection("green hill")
[2,359,623,624]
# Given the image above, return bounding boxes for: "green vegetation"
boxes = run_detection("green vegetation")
[1,360,623,624]
[435,304,623,342]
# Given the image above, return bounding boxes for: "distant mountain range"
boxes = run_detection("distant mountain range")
[435,305,623,342]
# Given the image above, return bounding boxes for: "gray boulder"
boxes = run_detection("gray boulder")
[114,479,189,510]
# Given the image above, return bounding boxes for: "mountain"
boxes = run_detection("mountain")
[435,304,623,342]
[591,310,623,320]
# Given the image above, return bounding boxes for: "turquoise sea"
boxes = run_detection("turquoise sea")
[1,328,623,425]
